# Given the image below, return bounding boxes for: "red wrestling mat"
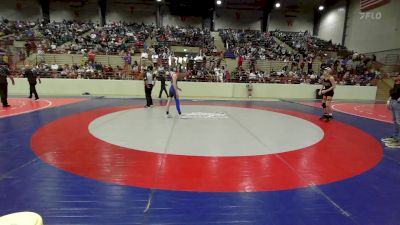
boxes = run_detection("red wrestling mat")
[0,98,88,118]
[300,102,391,123]
[31,104,382,192]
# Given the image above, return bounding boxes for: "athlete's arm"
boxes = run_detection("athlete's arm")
[387,97,391,110]
[319,80,324,95]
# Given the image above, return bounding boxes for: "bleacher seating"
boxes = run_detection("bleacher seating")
[0,19,385,86]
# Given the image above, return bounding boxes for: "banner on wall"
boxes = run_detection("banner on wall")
[360,0,390,12]
[74,10,80,18]
[235,11,240,20]
[16,1,22,11]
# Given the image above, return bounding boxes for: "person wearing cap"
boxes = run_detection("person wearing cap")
[381,75,400,148]
[0,65,15,107]
[318,67,336,121]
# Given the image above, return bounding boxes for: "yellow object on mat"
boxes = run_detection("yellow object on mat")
[0,212,43,225]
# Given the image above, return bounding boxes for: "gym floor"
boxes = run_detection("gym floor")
[0,97,398,225]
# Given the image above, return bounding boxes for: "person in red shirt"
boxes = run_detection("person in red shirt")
[238,55,244,69]
[88,50,95,64]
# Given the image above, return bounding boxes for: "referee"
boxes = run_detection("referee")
[0,65,15,107]
[144,66,155,108]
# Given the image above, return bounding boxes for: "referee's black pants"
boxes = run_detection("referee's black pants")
[145,84,153,107]
[0,83,8,106]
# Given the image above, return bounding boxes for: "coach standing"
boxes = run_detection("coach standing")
[157,70,168,99]
[23,64,41,100]
[0,65,15,107]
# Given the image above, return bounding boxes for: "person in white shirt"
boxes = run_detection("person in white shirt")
[246,81,253,98]
[249,71,257,81]
[37,47,45,64]
[151,54,159,67]
[141,52,149,59]
[51,64,59,70]
[258,71,265,83]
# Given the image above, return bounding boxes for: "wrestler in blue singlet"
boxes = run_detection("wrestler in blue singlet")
[166,71,182,116]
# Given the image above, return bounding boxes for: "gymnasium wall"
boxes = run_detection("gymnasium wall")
[49,0,99,23]
[106,1,156,24]
[268,9,314,33]
[9,79,377,101]
[345,0,400,53]
[162,8,202,28]
[0,0,41,21]
[367,48,400,65]
[318,0,346,45]
[215,9,262,30]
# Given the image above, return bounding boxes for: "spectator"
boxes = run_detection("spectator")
[246,81,253,98]
[88,50,95,64]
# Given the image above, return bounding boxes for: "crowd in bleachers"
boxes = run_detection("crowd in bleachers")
[272,30,348,57]
[227,51,384,86]
[59,23,215,56]
[320,52,381,86]
[219,29,290,61]
[155,26,215,54]
[63,22,153,54]
[0,19,393,86]
[12,61,138,80]
[0,18,36,40]
[38,20,95,48]
[8,50,388,87]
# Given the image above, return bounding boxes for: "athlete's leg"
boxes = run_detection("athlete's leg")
[166,97,172,114]
[166,88,173,115]
[325,96,333,113]
[325,96,333,119]
[174,96,181,115]
[320,96,328,119]
[166,87,175,117]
